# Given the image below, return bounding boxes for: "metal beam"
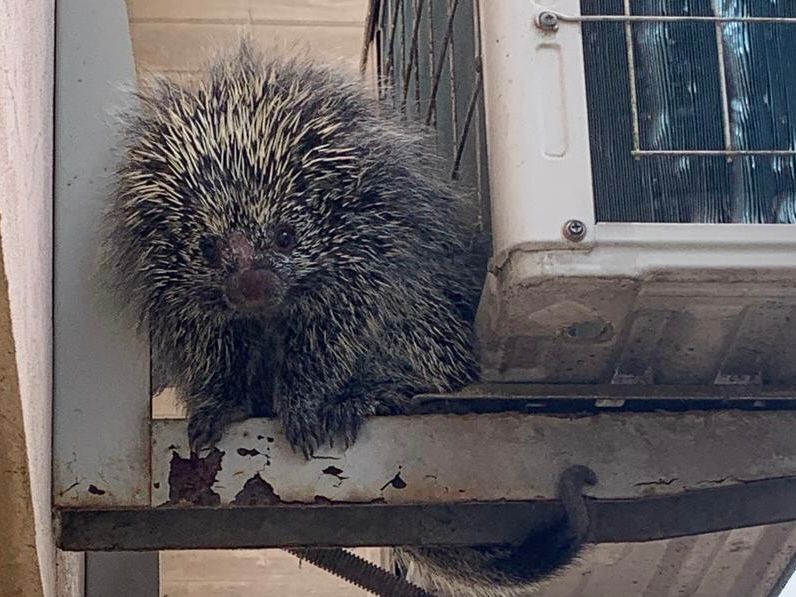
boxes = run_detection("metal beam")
[411,383,796,413]
[56,476,796,550]
[53,0,150,508]
[150,411,796,506]
[53,407,796,550]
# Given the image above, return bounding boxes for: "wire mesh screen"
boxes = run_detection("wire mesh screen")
[363,0,491,231]
[581,0,796,223]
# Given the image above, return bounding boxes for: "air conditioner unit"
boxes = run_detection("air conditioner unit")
[365,0,796,386]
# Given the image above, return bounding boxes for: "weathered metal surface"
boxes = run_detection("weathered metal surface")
[477,251,796,385]
[55,475,796,550]
[57,502,564,550]
[152,411,796,506]
[412,383,796,413]
[53,0,150,506]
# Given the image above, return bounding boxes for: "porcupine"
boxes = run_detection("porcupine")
[103,40,594,597]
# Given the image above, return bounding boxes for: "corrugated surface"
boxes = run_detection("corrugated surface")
[540,523,796,597]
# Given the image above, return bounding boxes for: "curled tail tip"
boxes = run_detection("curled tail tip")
[559,465,598,492]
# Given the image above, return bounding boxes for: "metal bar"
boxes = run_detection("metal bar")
[359,0,381,76]
[286,548,432,597]
[589,475,796,543]
[55,476,796,550]
[54,0,151,509]
[471,0,491,233]
[424,0,435,124]
[414,0,423,115]
[567,6,796,158]
[632,149,796,156]
[450,61,481,179]
[410,397,796,415]
[547,12,796,25]
[424,0,459,125]
[417,383,796,398]
[400,0,425,112]
[446,0,459,144]
[622,0,642,155]
[384,0,403,82]
[713,11,734,159]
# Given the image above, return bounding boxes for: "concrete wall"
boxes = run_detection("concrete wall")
[0,0,55,595]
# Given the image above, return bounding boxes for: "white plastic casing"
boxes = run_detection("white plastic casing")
[476,0,796,384]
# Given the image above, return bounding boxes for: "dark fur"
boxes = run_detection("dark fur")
[103,41,583,596]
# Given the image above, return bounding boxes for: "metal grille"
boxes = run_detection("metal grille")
[577,0,796,223]
[542,6,796,158]
[361,0,491,232]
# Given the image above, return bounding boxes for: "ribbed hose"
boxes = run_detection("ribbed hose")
[285,547,433,597]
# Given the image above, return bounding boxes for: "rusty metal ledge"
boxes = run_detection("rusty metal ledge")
[56,476,796,551]
[411,384,796,414]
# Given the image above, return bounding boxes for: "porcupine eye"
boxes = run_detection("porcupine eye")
[199,235,222,268]
[274,224,296,252]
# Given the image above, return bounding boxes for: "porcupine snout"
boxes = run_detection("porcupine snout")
[225,269,278,309]
[221,231,283,313]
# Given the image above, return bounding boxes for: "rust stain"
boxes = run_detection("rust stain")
[231,473,390,506]
[167,448,223,506]
[233,473,281,505]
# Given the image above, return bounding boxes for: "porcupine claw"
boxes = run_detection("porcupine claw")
[281,411,323,460]
[187,404,250,455]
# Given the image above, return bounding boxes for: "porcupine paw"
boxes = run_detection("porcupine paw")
[280,402,369,459]
[319,401,369,450]
[281,410,324,460]
[187,404,250,454]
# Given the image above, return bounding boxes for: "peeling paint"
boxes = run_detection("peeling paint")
[381,472,407,491]
[233,474,281,505]
[167,449,223,506]
[152,413,796,506]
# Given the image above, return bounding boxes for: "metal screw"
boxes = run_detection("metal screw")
[537,11,559,31]
[563,219,587,242]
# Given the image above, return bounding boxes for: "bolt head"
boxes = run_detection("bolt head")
[537,11,559,31]
[563,219,587,242]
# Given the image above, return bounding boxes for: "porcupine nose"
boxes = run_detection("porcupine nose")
[223,231,279,311]
[225,269,275,310]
